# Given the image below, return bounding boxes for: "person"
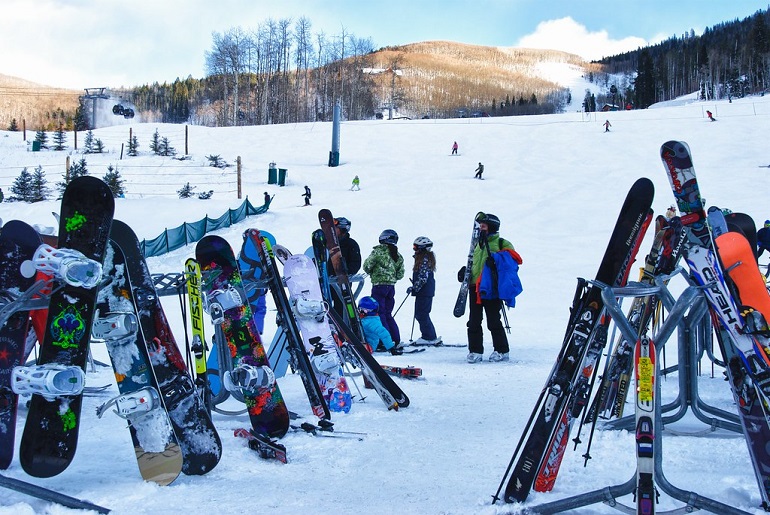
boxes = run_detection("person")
[603,119,612,132]
[363,229,405,345]
[409,236,440,345]
[451,141,458,155]
[758,220,770,259]
[328,216,362,316]
[351,175,361,191]
[264,191,272,206]
[302,185,311,206]
[462,213,522,363]
[358,296,404,355]
[0,188,4,202]
[474,162,484,179]
[665,204,677,220]
[706,110,716,121]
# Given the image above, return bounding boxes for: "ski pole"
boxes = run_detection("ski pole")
[500,305,511,334]
[410,312,416,342]
[393,292,410,317]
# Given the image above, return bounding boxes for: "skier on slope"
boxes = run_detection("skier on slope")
[461,213,522,363]
[474,162,484,179]
[757,220,770,260]
[363,229,405,346]
[302,185,311,206]
[409,236,441,345]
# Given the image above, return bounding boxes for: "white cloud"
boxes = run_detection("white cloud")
[515,17,647,61]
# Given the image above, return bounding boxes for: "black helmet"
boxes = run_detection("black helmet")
[334,217,351,232]
[479,213,500,234]
[379,229,398,245]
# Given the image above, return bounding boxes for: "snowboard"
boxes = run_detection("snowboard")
[725,212,758,258]
[0,221,42,469]
[498,177,654,503]
[283,254,352,413]
[95,240,183,485]
[196,234,290,438]
[453,212,485,317]
[111,220,222,475]
[19,176,115,478]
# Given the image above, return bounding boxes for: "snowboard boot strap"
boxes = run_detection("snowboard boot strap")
[21,243,103,289]
[11,364,86,400]
[91,309,139,342]
[96,386,161,420]
[223,364,276,393]
[292,297,328,321]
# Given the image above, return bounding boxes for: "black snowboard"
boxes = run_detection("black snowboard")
[20,176,115,478]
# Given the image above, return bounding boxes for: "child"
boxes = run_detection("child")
[409,236,441,345]
[359,296,404,355]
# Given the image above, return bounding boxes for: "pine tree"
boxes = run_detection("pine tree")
[177,182,196,198]
[58,158,89,196]
[103,164,125,197]
[34,130,48,149]
[10,167,34,202]
[30,166,50,202]
[84,130,94,153]
[8,118,18,131]
[159,137,176,156]
[53,124,67,151]
[93,138,105,153]
[127,134,139,156]
[149,129,161,154]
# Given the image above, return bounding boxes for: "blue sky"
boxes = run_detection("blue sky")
[0,0,766,89]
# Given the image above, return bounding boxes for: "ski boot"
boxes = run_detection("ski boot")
[11,363,86,400]
[96,386,161,420]
[291,296,328,322]
[203,285,242,324]
[91,310,139,342]
[223,364,275,393]
[20,243,103,288]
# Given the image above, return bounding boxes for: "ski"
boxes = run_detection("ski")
[381,365,422,378]
[233,428,287,463]
[243,228,331,422]
[184,258,209,405]
[635,335,658,514]
[496,177,654,504]
[454,212,485,317]
[19,176,114,478]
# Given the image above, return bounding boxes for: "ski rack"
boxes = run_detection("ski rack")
[603,268,741,434]
[525,279,751,515]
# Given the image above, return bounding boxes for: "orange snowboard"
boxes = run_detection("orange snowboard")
[716,231,770,325]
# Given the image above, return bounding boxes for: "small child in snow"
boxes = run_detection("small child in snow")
[359,296,404,356]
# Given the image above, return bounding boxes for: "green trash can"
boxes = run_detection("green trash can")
[278,168,287,186]
[268,167,277,184]
[32,140,41,152]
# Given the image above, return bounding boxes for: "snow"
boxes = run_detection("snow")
[1,92,770,514]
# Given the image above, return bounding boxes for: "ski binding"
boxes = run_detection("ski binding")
[234,428,287,463]
[20,243,103,288]
[96,386,161,420]
[11,363,86,400]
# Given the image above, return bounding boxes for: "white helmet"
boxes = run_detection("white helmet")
[413,236,433,251]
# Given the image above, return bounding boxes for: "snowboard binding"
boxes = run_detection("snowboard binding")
[91,310,139,342]
[96,387,161,420]
[223,364,275,393]
[21,243,103,289]
[203,285,243,324]
[11,364,86,400]
[291,296,328,322]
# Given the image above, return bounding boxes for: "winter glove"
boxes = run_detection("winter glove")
[457,266,466,282]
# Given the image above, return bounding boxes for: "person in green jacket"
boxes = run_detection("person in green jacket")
[363,229,405,347]
[466,213,513,363]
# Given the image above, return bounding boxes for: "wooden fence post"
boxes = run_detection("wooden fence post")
[237,156,242,199]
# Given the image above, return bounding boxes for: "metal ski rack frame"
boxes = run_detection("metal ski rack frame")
[604,268,741,433]
[526,279,750,515]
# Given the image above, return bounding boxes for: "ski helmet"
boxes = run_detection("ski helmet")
[413,236,433,251]
[359,296,379,314]
[334,217,351,232]
[765,220,770,228]
[379,229,399,245]
[479,213,500,234]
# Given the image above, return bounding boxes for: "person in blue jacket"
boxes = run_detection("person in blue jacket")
[461,213,522,363]
[409,236,440,345]
[358,296,404,356]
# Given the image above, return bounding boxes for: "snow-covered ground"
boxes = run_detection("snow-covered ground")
[1,92,770,514]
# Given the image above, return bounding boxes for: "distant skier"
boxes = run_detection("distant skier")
[350,175,360,191]
[603,119,612,132]
[706,110,716,121]
[451,141,458,155]
[264,191,272,206]
[474,162,484,179]
[302,185,311,206]
[757,220,770,259]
